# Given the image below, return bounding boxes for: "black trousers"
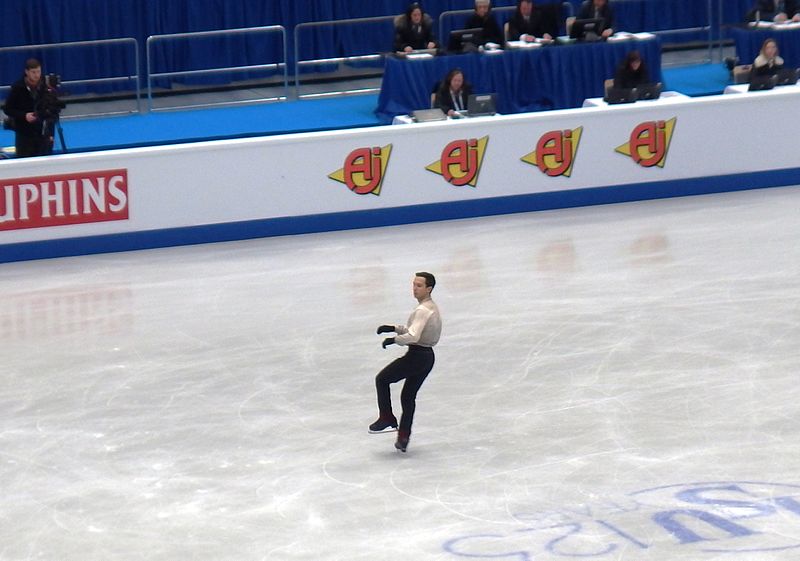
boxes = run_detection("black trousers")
[15,134,52,158]
[375,345,435,434]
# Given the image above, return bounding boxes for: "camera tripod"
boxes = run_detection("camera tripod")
[54,116,67,153]
[45,114,67,154]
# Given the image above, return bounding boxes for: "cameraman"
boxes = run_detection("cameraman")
[3,58,54,157]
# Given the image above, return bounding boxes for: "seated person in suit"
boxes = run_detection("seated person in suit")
[394,2,438,53]
[464,0,503,46]
[753,38,784,75]
[613,50,650,89]
[507,0,553,43]
[746,0,800,22]
[433,69,473,117]
[576,0,615,38]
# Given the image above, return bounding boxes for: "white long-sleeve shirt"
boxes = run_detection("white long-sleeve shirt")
[394,297,441,347]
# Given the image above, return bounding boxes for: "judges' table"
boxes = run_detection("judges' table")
[582,90,691,107]
[731,25,800,68]
[375,37,662,123]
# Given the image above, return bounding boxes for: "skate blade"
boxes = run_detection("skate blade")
[368,427,398,434]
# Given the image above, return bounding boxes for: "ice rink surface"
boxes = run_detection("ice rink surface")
[2,186,799,561]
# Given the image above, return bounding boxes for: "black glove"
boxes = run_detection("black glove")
[376,324,394,334]
[382,337,396,349]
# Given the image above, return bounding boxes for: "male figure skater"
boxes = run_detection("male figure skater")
[370,272,441,452]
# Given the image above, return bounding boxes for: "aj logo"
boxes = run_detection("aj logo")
[328,145,392,195]
[425,136,489,187]
[616,118,677,168]
[521,127,583,177]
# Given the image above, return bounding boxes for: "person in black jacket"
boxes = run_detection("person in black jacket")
[613,50,650,89]
[2,58,53,158]
[753,38,784,75]
[394,2,437,52]
[507,0,553,43]
[746,0,800,22]
[433,69,473,116]
[464,0,503,46]
[576,0,615,38]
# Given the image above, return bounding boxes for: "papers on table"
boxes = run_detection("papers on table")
[506,36,554,49]
[607,31,656,42]
[506,40,544,49]
[749,20,800,29]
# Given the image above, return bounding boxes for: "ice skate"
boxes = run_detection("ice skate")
[368,414,398,434]
[395,431,410,452]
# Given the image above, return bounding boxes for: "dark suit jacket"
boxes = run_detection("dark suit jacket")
[464,13,503,45]
[394,14,437,51]
[613,63,650,89]
[577,1,615,32]
[507,9,551,40]
[434,83,473,114]
[3,76,49,138]
[747,0,799,20]
[753,55,784,75]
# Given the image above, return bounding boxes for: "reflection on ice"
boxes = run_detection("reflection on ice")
[1,186,800,560]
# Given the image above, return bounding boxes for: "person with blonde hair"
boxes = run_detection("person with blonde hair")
[754,38,784,77]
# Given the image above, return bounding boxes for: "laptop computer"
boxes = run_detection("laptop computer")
[570,18,605,41]
[466,94,497,117]
[604,87,637,104]
[637,82,663,100]
[749,74,777,91]
[411,108,447,122]
[775,68,798,86]
[448,28,483,54]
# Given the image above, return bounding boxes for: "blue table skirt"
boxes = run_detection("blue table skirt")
[731,26,800,68]
[375,38,662,123]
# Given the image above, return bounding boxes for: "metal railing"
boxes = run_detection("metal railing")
[610,0,715,63]
[0,38,140,119]
[294,15,395,99]
[0,0,731,119]
[146,25,288,111]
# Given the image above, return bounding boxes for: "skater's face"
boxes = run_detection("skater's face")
[413,276,432,301]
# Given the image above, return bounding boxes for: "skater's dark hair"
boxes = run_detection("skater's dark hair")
[415,271,436,290]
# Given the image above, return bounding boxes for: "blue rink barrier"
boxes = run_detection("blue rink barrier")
[2,166,799,264]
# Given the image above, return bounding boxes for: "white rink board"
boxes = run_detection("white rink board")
[1,87,800,248]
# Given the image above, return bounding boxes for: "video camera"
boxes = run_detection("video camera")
[38,73,66,123]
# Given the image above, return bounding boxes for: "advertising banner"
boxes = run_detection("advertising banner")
[1,88,800,253]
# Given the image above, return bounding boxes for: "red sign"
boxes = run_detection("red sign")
[0,169,129,231]
[328,146,392,196]
[441,139,479,186]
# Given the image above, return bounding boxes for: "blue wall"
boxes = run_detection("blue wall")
[1,0,748,96]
